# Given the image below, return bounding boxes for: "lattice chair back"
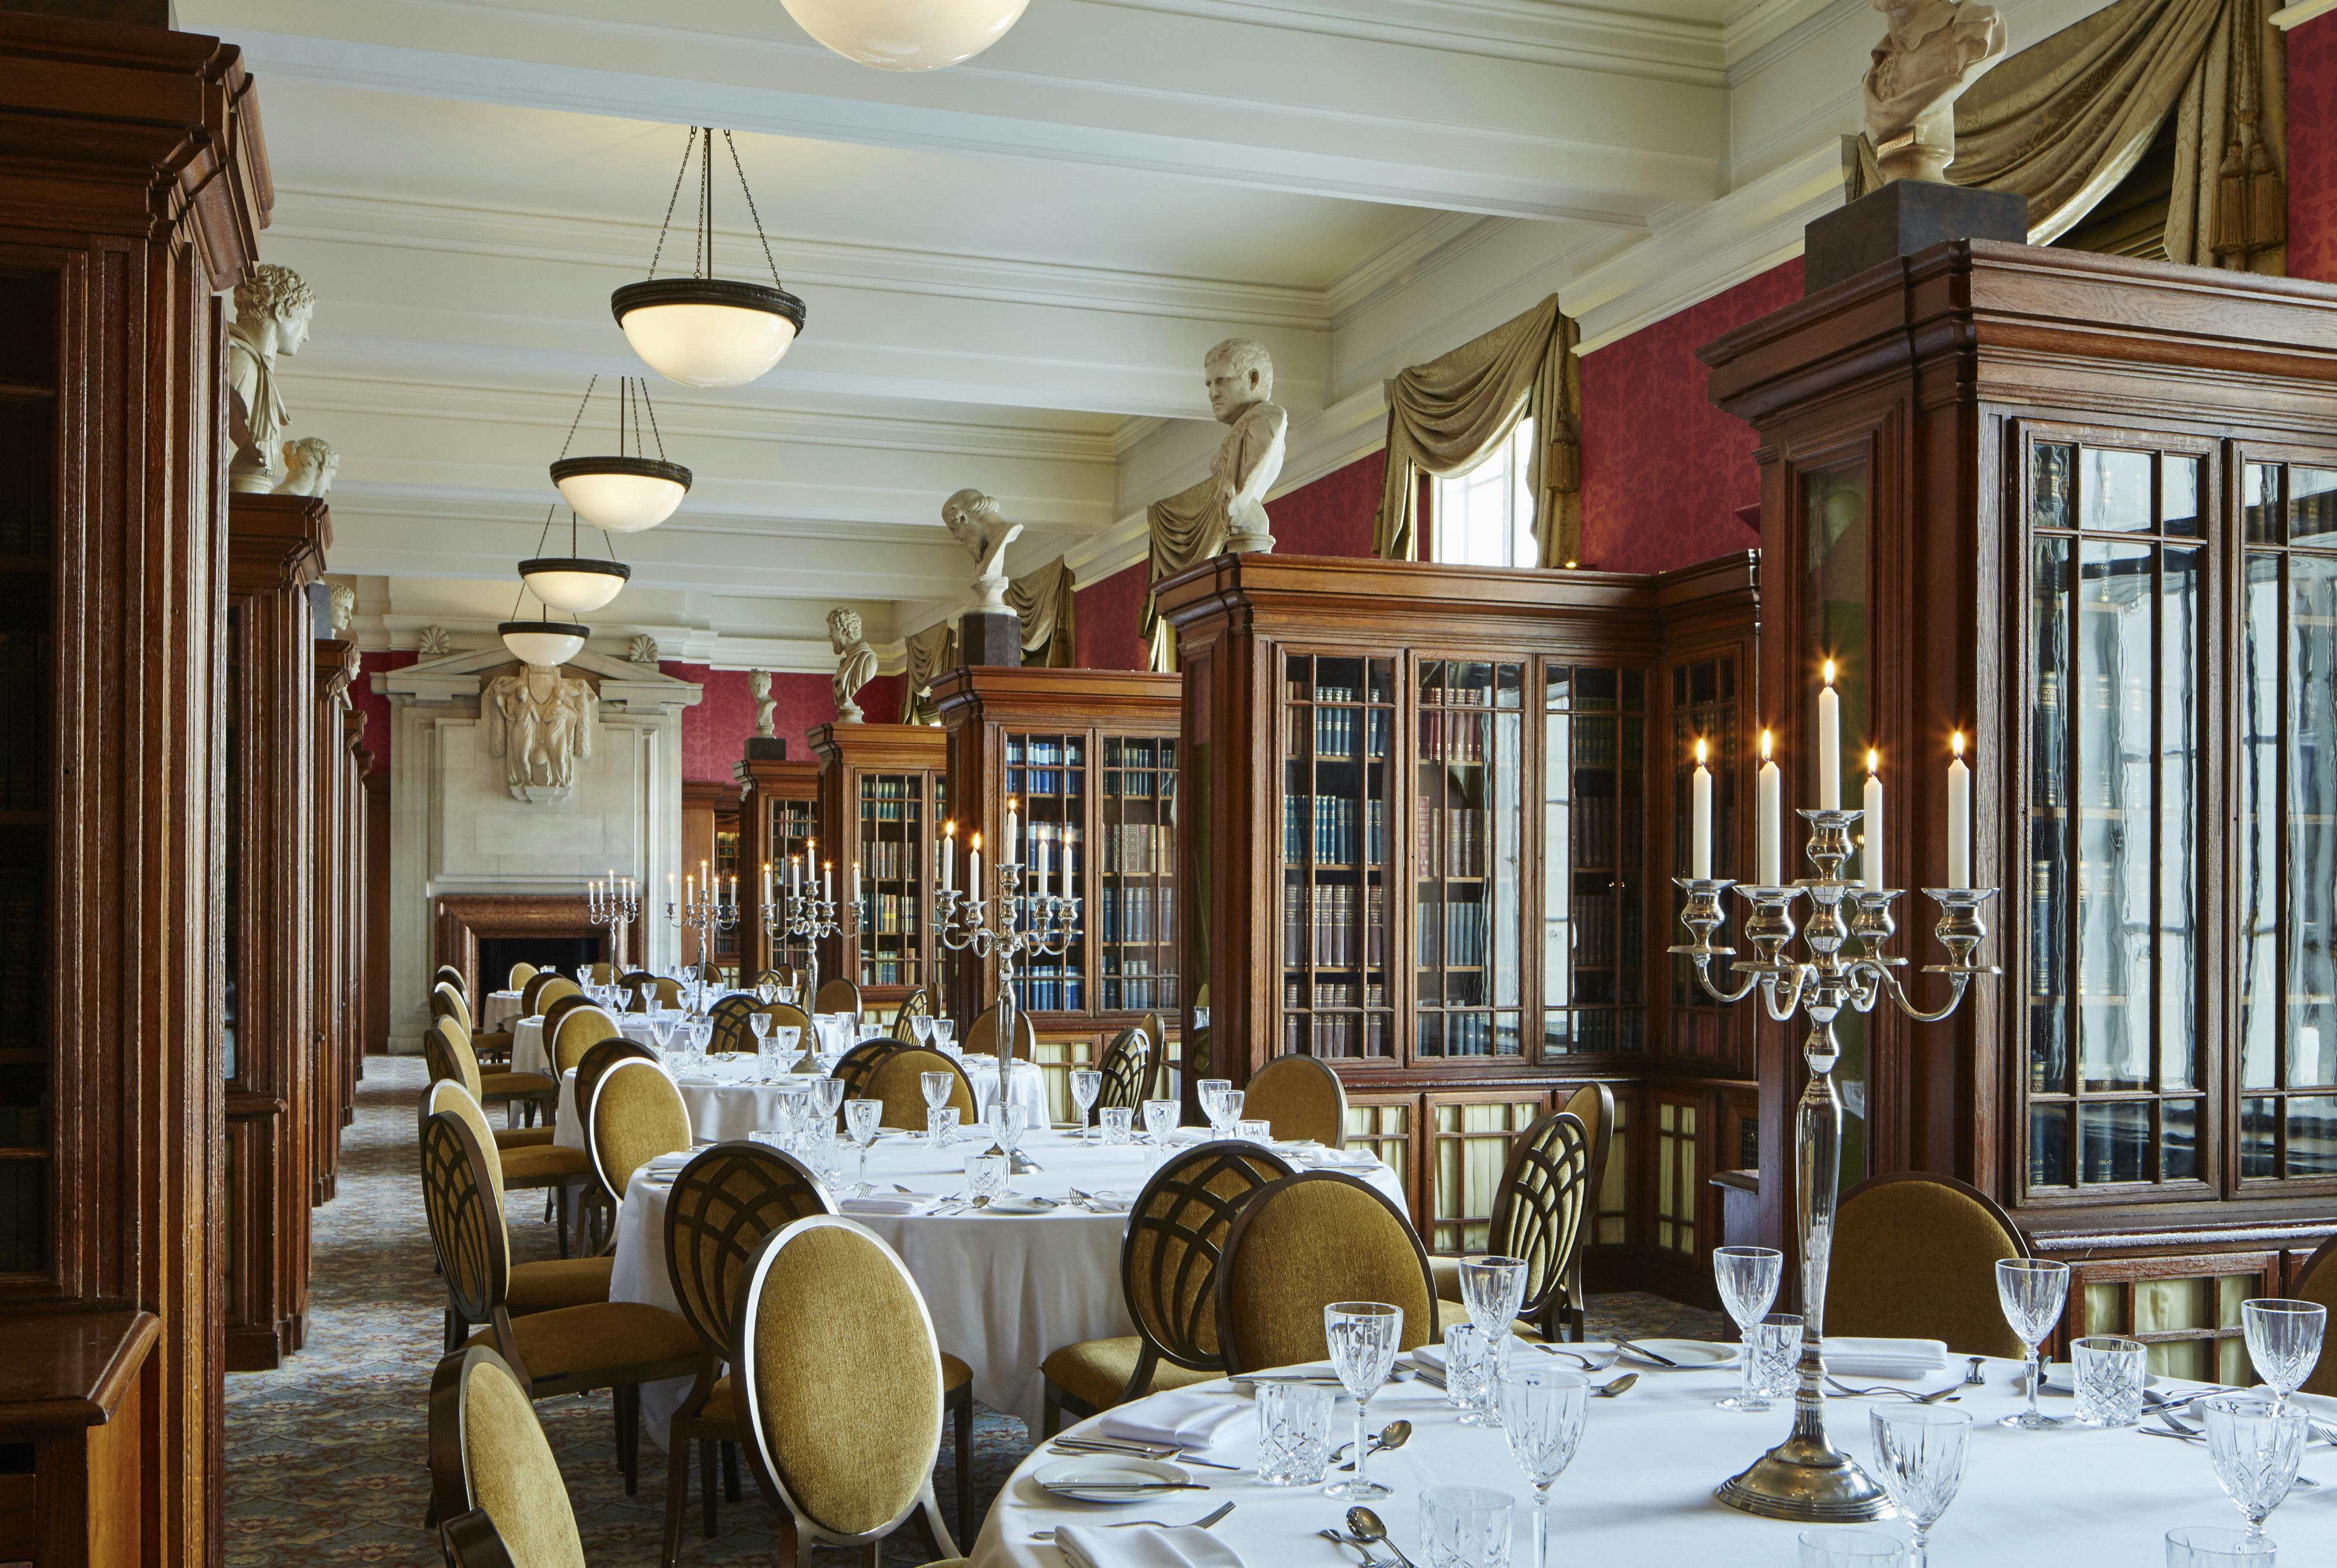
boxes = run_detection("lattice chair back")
[1484,1109,1595,1327]
[1215,1171,1437,1373]
[425,1019,484,1102]
[585,1058,691,1203]
[552,1005,623,1077]
[1095,1026,1150,1113]
[1125,1141,1293,1375]
[1140,1010,1171,1099]
[618,970,658,1011]
[418,1111,509,1336]
[830,1040,899,1113]
[428,1345,585,1568]
[706,993,759,1055]
[663,1143,832,1364]
[736,1216,958,1557]
[890,987,934,1039]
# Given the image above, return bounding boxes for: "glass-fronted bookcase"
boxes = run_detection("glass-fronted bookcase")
[934,667,1180,1115]
[1160,552,1757,1285]
[809,722,946,1007]
[733,750,819,981]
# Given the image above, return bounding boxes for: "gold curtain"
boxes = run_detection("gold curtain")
[899,622,957,725]
[1844,0,2285,269]
[1007,555,1077,667]
[1372,294,1582,566]
[1142,477,1221,674]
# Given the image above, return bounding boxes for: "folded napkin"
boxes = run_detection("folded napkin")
[1825,1337,1949,1378]
[1055,1525,1242,1568]
[643,1150,695,1173]
[1078,1189,1135,1213]
[838,1195,920,1216]
[1296,1147,1378,1169]
[1097,1390,1254,1454]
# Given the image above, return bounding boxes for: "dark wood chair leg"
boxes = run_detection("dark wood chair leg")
[1041,1380,1062,1438]
[660,1423,691,1568]
[952,1384,973,1545]
[724,1441,741,1502]
[617,1384,640,1495]
[701,1438,719,1538]
[555,1184,570,1260]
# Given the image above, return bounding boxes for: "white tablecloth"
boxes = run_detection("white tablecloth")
[512,1010,665,1077]
[537,1043,1051,1133]
[612,1125,1406,1444]
[482,990,522,1031]
[971,1358,2337,1568]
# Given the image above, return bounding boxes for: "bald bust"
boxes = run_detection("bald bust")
[942,488,1023,611]
[1205,338,1287,554]
[1863,0,2006,183]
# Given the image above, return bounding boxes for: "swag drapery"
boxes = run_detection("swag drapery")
[1844,0,2287,269]
[1142,478,1220,673]
[1007,555,1077,668]
[1371,293,1583,565]
[898,621,958,724]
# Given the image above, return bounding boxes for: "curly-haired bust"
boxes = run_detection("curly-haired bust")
[227,263,318,494]
[828,607,876,723]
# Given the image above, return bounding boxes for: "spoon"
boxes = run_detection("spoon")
[1347,1508,1419,1568]
[1591,1372,1639,1398]
[1336,1420,1413,1470]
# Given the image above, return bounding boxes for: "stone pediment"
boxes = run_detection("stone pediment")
[375,646,703,716]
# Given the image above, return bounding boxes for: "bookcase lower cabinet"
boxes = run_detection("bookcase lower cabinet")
[1157,552,1759,1277]
[934,667,1181,1113]
[810,723,946,1008]
[733,751,820,982]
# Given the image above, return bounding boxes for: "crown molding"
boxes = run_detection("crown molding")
[2272,0,2337,27]
[1327,210,1507,327]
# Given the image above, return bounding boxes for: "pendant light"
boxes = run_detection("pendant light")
[782,0,1031,70]
[499,613,589,667]
[550,376,691,533]
[613,127,807,388]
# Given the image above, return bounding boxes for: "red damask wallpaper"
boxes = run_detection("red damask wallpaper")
[666,663,844,780]
[1075,558,1150,671]
[1579,259,1802,575]
[355,649,417,769]
[2291,15,2337,285]
[1268,451,1383,558]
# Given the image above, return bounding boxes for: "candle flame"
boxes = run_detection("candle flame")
[945,820,956,838]
[1822,657,1837,685]
[1760,728,1774,762]
[1694,737,1708,766]
[1007,796,1019,811]
[1867,747,1880,774]
[970,832,982,852]
[1952,730,1966,760]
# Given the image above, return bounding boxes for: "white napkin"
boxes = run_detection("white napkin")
[1296,1147,1378,1169]
[1096,1390,1254,1454]
[642,1150,695,1174]
[838,1195,919,1216]
[1054,1525,1243,1568]
[1825,1337,1949,1378]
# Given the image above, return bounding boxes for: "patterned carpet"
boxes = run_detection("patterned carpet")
[225,1053,1722,1566]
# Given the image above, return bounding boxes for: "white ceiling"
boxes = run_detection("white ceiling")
[172,0,1939,671]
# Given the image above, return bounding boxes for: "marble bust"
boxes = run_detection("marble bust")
[1204,338,1287,554]
[942,488,1024,612]
[751,668,776,737]
[1863,0,2007,184]
[328,582,355,636]
[226,263,316,495]
[829,607,876,724]
[276,436,337,498]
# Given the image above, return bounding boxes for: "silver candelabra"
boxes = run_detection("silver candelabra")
[1673,807,1998,1524]
[772,882,849,1010]
[667,878,739,979]
[585,875,639,972]
[939,858,1080,1175]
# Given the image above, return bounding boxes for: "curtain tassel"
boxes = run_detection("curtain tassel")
[2213,137,2251,256]
[2246,131,2287,250]
[2213,122,2286,259]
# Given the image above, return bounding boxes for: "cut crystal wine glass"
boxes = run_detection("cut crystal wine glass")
[1323,1302,1402,1501]
[2202,1394,2307,1549]
[1868,1404,1970,1568]
[1994,1257,2071,1430]
[1496,1363,1588,1568]
[1713,1245,1783,1411]
[2241,1300,2326,1417]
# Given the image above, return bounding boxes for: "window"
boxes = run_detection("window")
[1431,417,1537,569]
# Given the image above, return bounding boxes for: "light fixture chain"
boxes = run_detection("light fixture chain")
[646,127,698,279]
[698,124,714,279]
[723,130,787,289]
[558,374,599,463]
[639,382,668,460]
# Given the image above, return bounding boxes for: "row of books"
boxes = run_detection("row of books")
[1101,976,1178,1010]
[1568,788,1639,869]
[1285,795,1389,865]
[1096,884,1174,943]
[1416,900,1494,967]
[1284,979,1388,1010]
[1282,705,1393,761]
[864,893,924,935]
[1015,967,1086,1012]
[1560,889,1637,969]
[1282,883,1388,968]
[859,841,937,882]
[1414,802,1489,877]
[1285,1012,1391,1057]
[1420,712,1497,763]
[0,405,54,560]
[1566,716,1634,769]
[1101,771,1174,799]
[1101,822,1172,876]
[1416,1012,1521,1056]
[861,960,924,987]
[858,779,928,823]
[0,634,45,813]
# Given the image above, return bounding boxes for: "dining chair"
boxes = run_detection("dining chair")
[434,963,467,991]
[753,1001,816,1066]
[505,962,538,992]
[962,1000,1036,1061]
[1432,1105,1598,1342]
[585,1058,692,1209]
[1823,1170,2031,1358]
[1139,1009,1172,1100]
[635,974,684,1011]
[551,1005,623,1077]
[518,971,556,1018]
[864,1046,976,1128]
[587,960,618,986]
[419,1112,703,1496]
[419,1080,597,1316]
[1243,1052,1347,1147]
[532,974,582,1017]
[830,1039,899,1112]
[617,969,659,1011]
[734,1215,961,1568]
[539,989,592,1046]
[427,1018,556,1131]
[813,976,862,1017]
[890,987,934,1040]
[1215,1170,1438,1373]
[569,1036,660,1251]
[1041,1140,1292,1434]
[1094,1026,1149,1114]
[437,982,515,1070]
[428,1345,587,1568]
[705,994,758,1054]
[2289,1230,2337,1396]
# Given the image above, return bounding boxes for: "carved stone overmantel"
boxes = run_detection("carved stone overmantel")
[376,646,703,1052]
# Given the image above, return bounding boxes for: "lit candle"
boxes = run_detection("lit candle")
[1818,658,1842,811]
[970,831,982,897]
[851,859,861,907]
[944,821,956,893]
[685,872,694,907]
[1863,748,1884,892]
[1757,729,1782,886]
[789,854,800,894]
[1690,738,1712,880]
[728,873,737,909]
[823,859,834,903]
[1035,824,1048,889]
[1006,797,1020,859]
[1948,731,1971,889]
[762,860,772,906]
[669,870,677,903]
[1061,823,1073,901]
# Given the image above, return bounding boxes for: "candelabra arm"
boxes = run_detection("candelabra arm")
[1692,958,1763,1006]
[1864,965,1975,1025]
[1760,965,1814,1024]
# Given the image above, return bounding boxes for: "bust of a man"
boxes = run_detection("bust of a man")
[276,436,338,498]
[1863,0,2007,184]
[1204,338,1287,554]
[328,581,355,635]
[226,263,317,494]
[942,488,1024,612]
[750,668,776,737]
[828,608,876,724]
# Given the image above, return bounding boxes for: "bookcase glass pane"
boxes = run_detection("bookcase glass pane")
[1416,660,1523,1058]
[857,772,927,988]
[2295,468,2337,541]
[1281,654,1394,1059]
[1805,457,1870,1194]
[1005,733,1087,1012]
[1100,736,1177,1015]
[2289,554,2337,1102]
[2242,546,2280,1095]
[1549,663,1646,1055]
[2030,535,2072,1107]
[1665,657,1732,1062]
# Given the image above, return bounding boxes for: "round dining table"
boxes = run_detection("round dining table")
[481,988,523,1031]
[546,1052,1054,1146]
[511,1009,664,1077]
[609,1123,1405,1446]
[972,1352,2337,1567]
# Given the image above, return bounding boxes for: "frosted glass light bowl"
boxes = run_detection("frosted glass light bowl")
[611,278,805,389]
[781,0,1031,70]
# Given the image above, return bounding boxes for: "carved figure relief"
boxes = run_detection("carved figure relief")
[1863,0,2007,184]
[226,263,317,495]
[828,608,876,724]
[485,663,597,802]
[1204,338,1287,554]
[942,489,1025,612]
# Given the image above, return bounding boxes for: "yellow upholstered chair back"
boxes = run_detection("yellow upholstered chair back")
[539,991,591,1046]
[1484,1109,1595,1322]
[706,994,758,1054]
[864,1047,976,1128]
[963,1000,1036,1061]
[418,1111,509,1330]
[890,988,934,1039]
[1244,1053,1347,1147]
[532,976,581,1015]
[1124,1142,1293,1371]
[738,1216,953,1551]
[625,973,682,1012]
[587,1058,691,1203]
[813,977,862,1017]
[587,961,616,985]
[432,983,469,1025]
[2293,1232,2337,1396]
[663,1143,831,1363]
[435,963,467,991]
[507,962,538,991]
[422,1079,508,1203]
[1823,1172,2030,1358]
[1216,1171,1436,1373]
[518,972,555,1017]
[425,1019,486,1102]
[754,1002,814,1066]
[575,1038,658,1139]
[551,1005,622,1077]
[428,1346,585,1568]
[1140,1010,1171,1098]
[1096,1027,1150,1113]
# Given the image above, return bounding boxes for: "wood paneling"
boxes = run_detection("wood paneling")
[434,895,644,1001]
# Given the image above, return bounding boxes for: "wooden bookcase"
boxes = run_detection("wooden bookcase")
[1701,239,2337,1352]
[734,748,820,981]
[810,722,946,1005]
[932,667,1181,1099]
[681,779,741,976]
[1157,552,1757,1283]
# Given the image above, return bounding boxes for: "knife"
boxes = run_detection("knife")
[1615,1339,1680,1368]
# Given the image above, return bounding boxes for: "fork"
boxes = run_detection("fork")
[1535,1346,1621,1372]
[1032,1502,1236,1540]
[1825,1376,1961,1403]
